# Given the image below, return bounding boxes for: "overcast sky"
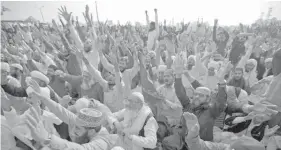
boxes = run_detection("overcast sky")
[1,0,269,25]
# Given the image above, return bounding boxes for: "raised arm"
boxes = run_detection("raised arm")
[59,6,83,50]
[236,38,254,70]
[145,11,150,32]
[32,92,77,125]
[154,9,159,37]
[212,19,218,42]
[175,75,191,112]
[209,62,230,118]
[82,54,109,92]
[98,50,115,74]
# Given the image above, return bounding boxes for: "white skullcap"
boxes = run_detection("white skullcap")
[30,71,50,85]
[265,58,273,63]
[10,63,23,71]
[1,62,10,72]
[187,55,196,61]
[131,92,144,104]
[196,87,211,96]
[158,65,167,72]
[111,146,125,150]
[208,61,220,70]
[75,97,90,112]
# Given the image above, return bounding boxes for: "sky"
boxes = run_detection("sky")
[0,0,272,26]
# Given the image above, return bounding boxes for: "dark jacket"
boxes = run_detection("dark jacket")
[229,37,245,65]
[2,83,59,102]
[174,77,227,141]
[213,26,229,57]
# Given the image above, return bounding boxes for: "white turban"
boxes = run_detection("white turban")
[1,62,10,72]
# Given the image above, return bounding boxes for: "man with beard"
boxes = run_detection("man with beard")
[262,58,273,79]
[83,38,100,70]
[227,68,251,94]
[200,61,221,91]
[24,91,116,150]
[1,62,39,98]
[46,65,66,98]
[174,60,230,141]
[109,92,158,150]
[56,68,104,103]
[9,63,23,85]
[153,65,166,88]
[157,68,183,126]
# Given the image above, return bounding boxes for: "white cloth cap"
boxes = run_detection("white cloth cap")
[265,58,273,63]
[158,65,167,72]
[10,63,23,71]
[75,98,91,112]
[30,70,50,84]
[111,146,125,150]
[1,62,10,72]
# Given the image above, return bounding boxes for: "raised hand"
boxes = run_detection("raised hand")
[29,79,41,94]
[1,87,12,111]
[83,5,94,27]
[58,6,72,23]
[187,124,200,139]
[174,53,185,75]
[26,106,49,142]
[264,125,280,137]
[52,19,61,33]
[183,112,198,130]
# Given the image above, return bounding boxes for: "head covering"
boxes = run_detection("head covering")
[1,62,10,72]
[75,108,104,128]
[30,71,50,85]
[187,55,196,62]
[165,68,174,76]
[148,51,156,59]
[246,59,257,67]
[230,136,265,150]
[130,92,145,104]
[195,87,211,96]
[74,97,91,112]
[10,63,23,71]
[265,58,273,63]
[158,65,167,72]
[208,61,220,70]
[111,146,125,150]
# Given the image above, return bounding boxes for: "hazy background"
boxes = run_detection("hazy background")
[1,0,279,26]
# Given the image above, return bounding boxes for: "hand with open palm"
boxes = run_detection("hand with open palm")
[174,52,185,75]
[26,106,49,143]
[58,6,72,24]
[183,112,199,130]
[264,125,280,137]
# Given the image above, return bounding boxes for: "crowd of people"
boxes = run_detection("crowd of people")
[1,4,281,150]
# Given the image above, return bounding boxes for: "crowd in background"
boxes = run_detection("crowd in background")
[1,4,281,150]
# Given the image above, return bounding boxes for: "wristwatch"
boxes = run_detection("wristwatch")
[42,133,52,146]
